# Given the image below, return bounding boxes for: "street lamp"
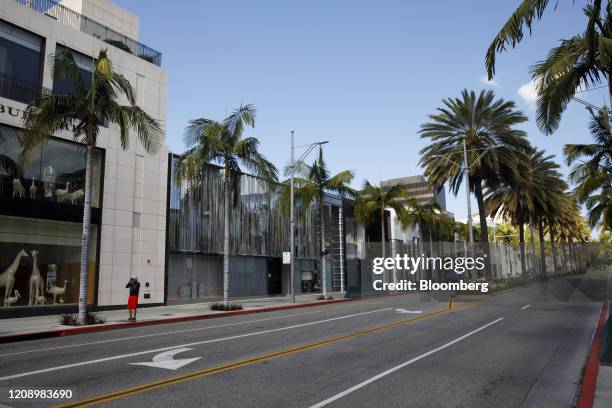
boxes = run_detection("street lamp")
[429,140,501,248]
[289,131,329,303]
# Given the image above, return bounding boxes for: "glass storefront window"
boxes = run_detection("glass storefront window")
[0,19,43,104]
[0,125,102,207]
[0,215,98,308]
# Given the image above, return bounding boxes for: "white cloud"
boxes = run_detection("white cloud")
[479,75,499,87]
[517,81,537,108]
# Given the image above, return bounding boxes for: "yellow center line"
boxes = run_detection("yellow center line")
[55,300,481,408]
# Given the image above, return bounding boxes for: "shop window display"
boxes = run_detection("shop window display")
[0,215,98,308]
[0,125,102,207]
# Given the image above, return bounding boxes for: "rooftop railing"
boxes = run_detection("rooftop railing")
[15,0,162,66]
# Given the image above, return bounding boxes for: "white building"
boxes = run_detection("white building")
[0,0,168,314]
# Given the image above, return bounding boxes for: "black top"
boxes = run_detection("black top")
[126,280,140,296]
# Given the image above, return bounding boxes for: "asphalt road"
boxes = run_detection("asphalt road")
[0,269,609,408]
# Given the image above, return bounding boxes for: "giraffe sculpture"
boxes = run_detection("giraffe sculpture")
[0,249,28,307]
[29,250,44,306]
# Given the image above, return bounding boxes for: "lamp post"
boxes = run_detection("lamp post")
[289,132,328,303]
[430,141,500,248]
[462,136,474,246]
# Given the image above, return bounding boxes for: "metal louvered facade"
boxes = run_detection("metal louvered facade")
[165,154,361,303]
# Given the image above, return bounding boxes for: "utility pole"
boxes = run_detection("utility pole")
[290,131,296,303]
[289,134,329,303]
[462,136,474,247]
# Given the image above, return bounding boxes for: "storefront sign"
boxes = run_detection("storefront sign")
[0,103,26,118]
[0,100,27,127]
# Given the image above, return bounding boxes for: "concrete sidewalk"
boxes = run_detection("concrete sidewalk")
[0,292,348,340]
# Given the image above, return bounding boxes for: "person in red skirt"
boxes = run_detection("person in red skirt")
[125,277,141,321]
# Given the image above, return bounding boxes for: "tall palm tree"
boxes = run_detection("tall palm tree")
[284,147,353,297]
[354,181,409,257]
[555,195,590,271]
[419,89,529,278]
[485,151,533,275]
[544,193,585,274]
[486,1,610,134]
[485,148,563,276]
[22,48,162,323]
[566,107,612,229]
[175,105,278,307]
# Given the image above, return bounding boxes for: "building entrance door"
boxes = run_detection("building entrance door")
[267,258,282,295]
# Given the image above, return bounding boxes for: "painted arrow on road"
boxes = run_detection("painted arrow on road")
[130,347,201,370]
[395,308,423,314]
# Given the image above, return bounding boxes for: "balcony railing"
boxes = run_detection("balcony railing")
[0,73,50,104]
[15,0,162,66]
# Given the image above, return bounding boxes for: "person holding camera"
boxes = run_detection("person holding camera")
[125,277,140,321]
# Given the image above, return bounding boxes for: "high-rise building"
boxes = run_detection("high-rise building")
[381,175,446,210]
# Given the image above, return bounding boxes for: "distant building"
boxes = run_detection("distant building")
[378,175,447,244]
[381,175,446,211]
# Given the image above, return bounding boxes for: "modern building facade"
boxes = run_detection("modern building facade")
[381,175,446,211]
[0,0,168,314]
[166,156,356,304]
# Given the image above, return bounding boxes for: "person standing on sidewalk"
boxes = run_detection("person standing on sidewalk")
[125,277,140,321]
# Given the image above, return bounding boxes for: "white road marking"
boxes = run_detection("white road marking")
[0,310,325,358]
[0,308,392,381]
[309,317,505,408]
[395,308,423,314]
[130,348,201,370]
[521,305,531,310]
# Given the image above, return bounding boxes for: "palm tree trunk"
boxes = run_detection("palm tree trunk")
[561,237,568,273]
[473,181,492,279]
[529,223,537,277]
[320,198,327,297]
[78,143,94,323]
[538,219,547,278]
[550,228,558,276]
[223,168,231,307]
[518,220,526,277]
[380,206,386,258]
[418,224,425,281]
[428,227,434,281]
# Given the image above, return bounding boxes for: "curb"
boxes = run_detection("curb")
[577,296,608,408]
[0,297,360,344]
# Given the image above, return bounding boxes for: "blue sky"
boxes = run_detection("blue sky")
[116,0,608,219]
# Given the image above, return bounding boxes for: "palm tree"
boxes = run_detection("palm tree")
[486,1,610,134]
[485,151,533,275]
[435,213,456,242]
[175,105,278,307]
[565,107,612,229]
[555,195,590,271]
[544,193,586,274]
[283,147,353,297]
[354,181,409,257]
[22,48,162,323]
[419,89,529,278]
[401,198,442,279]
[485,148,563,276]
